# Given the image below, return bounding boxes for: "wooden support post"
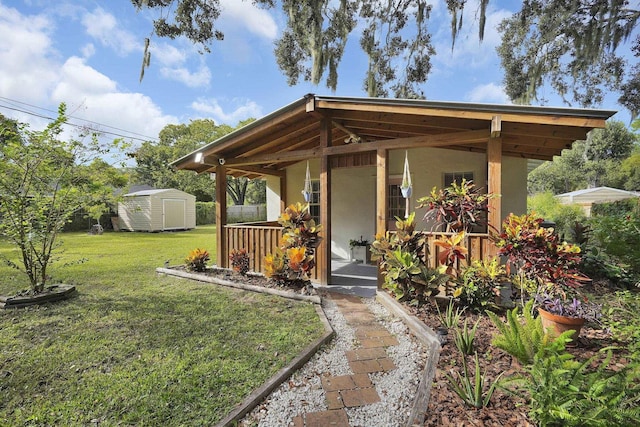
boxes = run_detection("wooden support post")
[487,137,502,256]
[279,173,287,213]
[319,118,332,286]
[215,165,228,268]
[376,149,389,290]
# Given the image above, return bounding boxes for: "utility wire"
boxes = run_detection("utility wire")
[0,96,159,143]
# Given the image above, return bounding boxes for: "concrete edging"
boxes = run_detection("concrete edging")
[375,291,442,427]
[156,267,322,304]
[215,303,335,427]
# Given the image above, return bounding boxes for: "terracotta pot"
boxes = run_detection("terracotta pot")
[538,307,585,339]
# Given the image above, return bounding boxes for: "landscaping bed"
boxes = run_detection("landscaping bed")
[405,279,631,427]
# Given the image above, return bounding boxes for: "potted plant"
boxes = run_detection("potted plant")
[349,236,370,263]
[496,213,599,338]
[534,292,601,338]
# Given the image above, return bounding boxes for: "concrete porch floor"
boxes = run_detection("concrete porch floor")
[318,259,378,297]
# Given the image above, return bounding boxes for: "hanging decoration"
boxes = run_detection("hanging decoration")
[302,161,312,203]
[400,151,413,218]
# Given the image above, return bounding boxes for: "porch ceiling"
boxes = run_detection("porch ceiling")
[171,94,616,178]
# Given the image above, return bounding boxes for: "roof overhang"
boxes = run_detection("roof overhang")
[171,94,616,178]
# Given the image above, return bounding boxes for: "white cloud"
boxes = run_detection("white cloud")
[160,64,211,88]
[191,98,263,125]
[51,56,176,141]
[81,43,96,58]
[81,7,140,56]
[0,3,175,147]
[0,4,59,112]
[465,83,511,104]
[220,0,278,40]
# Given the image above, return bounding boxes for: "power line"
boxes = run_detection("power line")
[0,96,160,143]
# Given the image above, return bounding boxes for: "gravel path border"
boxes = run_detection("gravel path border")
[240,295,431,427]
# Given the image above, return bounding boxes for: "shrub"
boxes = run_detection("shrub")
[589,213,640,277]
[371,213,449,304]
[487,300,573,365]
[417,179,496,233]
[196,201,215,225]
[185,248,210,272]
[527,192,586,242]
[264,203,321,286]
[455,257,506,313]
[229,248,250,276]
[502,349,640,426]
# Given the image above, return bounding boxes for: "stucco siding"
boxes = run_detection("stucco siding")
[501,156,528,218]
[282,147,523,260]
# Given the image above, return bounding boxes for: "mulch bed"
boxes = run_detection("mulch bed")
[175,267,630,426]
[405,279,629,427]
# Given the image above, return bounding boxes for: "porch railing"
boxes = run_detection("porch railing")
[224,222,323,282]
[423,232,493,270]
[224,223,491,283]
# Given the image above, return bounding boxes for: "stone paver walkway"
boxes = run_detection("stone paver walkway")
[291,292,401,427]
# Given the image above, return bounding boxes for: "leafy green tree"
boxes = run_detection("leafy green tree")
[620,148,640,190]
[0,106,128,293]
[497,0,639,109]
[132,0,482,97]
[528,121,638,193]
[527,192,586,242]
[131,119,232,201]
[132,118,266,204]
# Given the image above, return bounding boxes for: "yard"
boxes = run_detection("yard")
[0,226,325,425]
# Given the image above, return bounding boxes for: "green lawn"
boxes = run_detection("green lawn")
[0,226,324,425]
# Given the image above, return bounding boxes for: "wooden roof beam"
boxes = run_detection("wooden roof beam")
[219,129,490,167]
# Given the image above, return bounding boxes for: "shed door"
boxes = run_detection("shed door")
[163,199,186,230]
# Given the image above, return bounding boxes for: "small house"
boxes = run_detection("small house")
[556,186,640,216]
[171,94,615,287]
[118,188,196,232]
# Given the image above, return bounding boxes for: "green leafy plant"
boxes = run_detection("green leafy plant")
[229,248,250,276]
[371,213,449,304]
[0,104,128,294]
[487,300,573,365]
[445,352,503,408]
[418,179,497,232]
[496,212,595,319]
[264,203,322,286]
[349,236,369,249]
[453,318,480,355]
[185,248,210,272]
[502,348,640,426]
[436,298,465,329]
[455,256,506,313]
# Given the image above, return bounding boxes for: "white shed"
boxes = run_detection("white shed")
[118,189,196,232]
[556,186,640,216]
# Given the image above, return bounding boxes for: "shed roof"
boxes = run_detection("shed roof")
[556,186,640,201]
[172,94,616,178]
[123,188,193,197]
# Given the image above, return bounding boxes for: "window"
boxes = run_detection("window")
[309,179,320,223]
[388,183,405,221]
[444,171,474,187]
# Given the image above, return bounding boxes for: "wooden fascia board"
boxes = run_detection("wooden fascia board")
[314,100,608,128]
[501,122,591,141]
[199,103,309,156]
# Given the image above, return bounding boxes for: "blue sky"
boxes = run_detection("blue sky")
[0,0,635,153]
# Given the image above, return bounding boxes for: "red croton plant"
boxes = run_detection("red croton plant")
[495,212,595,318]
